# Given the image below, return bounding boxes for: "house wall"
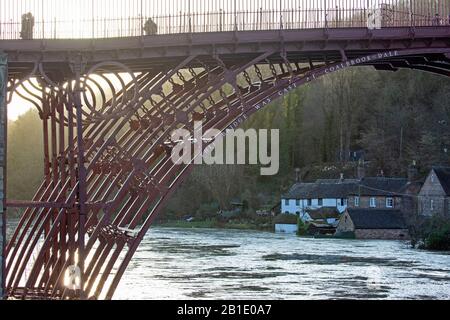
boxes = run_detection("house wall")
[281,198,347,219]
[335,212,354,233]
[354,229,410,240]
[348,195,402,209]
[275,224,298,234]
[401,194,418,216]
[0,52,6,299]
[418,170,448,216]
[281,199,301,214]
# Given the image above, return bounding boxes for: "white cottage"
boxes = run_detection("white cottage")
[281,179,358,222]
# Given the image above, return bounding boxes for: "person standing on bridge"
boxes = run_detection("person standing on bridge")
[432,13,441,26]
[20,12,34,40]
[143,18,158,36]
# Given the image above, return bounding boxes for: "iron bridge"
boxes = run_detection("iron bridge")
[0,0,449,300]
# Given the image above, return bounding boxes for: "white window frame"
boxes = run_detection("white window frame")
[386,197,394,208]
[354,196,360,207]
[370,197,377,208]
[431,199,434,210]
[295,199,300,206]
[284,199,289,206]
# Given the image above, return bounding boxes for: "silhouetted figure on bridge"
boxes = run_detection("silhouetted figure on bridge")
[432,13,441,26]
[143,18,158,36]
[20,12,34,39]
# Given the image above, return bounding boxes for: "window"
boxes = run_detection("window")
[338,198,345,206]
[307,199,312,206]
[354,196,360,207]
[370,197,377,208]
[386,198,394,208]
[431,199,434,211]
[295,199,300,206]
[318,199,323,206]
[284,199,289,206]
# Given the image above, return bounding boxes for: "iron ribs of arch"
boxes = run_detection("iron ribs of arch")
[5,48,450,300]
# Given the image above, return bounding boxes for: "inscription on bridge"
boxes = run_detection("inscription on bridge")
[250,51,400,119]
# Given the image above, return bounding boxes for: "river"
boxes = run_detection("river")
[111,227,450,300]
[4,223,450,299]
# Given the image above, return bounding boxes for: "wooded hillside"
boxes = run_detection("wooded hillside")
[6,67,450,218]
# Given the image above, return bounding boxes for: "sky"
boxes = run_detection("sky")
[8,95,32,121]
[8,81,40,121]
[8,73,133,121]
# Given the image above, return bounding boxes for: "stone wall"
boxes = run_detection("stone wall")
[335,211,354,233]
[418,170,447,216]
[0,52,6,299]
[354,229,410,240]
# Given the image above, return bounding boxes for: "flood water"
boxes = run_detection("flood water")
[113,228,450,300]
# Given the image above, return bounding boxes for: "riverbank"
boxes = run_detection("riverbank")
[155,218,273,231]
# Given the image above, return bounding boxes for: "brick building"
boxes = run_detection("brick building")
[336,208,410,240]
[347,177,409,210]
[418,167,450,217]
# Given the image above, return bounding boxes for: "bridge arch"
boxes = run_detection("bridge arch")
[3,44,450,299]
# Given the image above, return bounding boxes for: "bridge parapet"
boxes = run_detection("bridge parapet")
[0,0,449,40]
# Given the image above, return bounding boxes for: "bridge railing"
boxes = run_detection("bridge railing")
[0,0,449,40]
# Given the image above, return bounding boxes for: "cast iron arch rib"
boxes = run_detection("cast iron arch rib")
[4,47,450,300]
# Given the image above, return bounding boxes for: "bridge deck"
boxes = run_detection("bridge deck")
[2,27,450,75]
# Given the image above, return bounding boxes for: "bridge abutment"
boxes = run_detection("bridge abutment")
[0,52,6,299]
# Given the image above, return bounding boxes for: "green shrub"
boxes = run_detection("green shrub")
[297,219,309,236]
[415,216,450,251]
[425,223,450,251]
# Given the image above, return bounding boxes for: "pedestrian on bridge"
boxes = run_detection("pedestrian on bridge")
[432,13,441,26]
[20,12,34,40]
[143,18,158,36]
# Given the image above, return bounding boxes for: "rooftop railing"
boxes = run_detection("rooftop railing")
[0,0,449,40]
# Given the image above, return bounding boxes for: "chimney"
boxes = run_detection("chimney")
[357,160,365,180]
[295,168,301,183]
[408,161,418,182]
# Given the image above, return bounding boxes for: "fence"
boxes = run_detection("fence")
[0,0,449,39]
